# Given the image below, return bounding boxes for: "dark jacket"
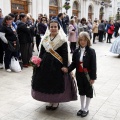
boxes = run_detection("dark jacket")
[0,25,17,42]
[54,17,67,35]
[114,22,119,32]
[0,18,4,28]
[98,23,105,32]
[17,22,32,44]
[68,46,97,80]
[38,23,47,35]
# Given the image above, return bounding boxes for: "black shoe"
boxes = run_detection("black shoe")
[46,105,52,110]
[77,109,83,116]
[81,111,89,117]
[51,103,59,110]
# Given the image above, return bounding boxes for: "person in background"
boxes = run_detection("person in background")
[8,13,17,30]
[106,20,114,43]
[87,19,92,39]
[110,29,120,57]
[17,13,32,68]
[98,20,105,42]
[92,20,99,44]
[0,15,19,72]
[78,18,89,34]
[14,14,20,25]
[103,20,108,40]
[54,13,67,35]
[63,13,69,35]
[34,14,43,51]
[68,19,77,53]
[26,13,35,52]
[68,32,97,117]
[0,8,4,69]
[38,17,47,42]
[114,20,119,38]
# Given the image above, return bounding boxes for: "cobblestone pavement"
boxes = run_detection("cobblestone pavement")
[0,39,120,120]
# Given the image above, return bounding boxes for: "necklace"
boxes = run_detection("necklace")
[50,33,58,41]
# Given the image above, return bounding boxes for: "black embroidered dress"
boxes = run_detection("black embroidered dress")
[31,33,77,102]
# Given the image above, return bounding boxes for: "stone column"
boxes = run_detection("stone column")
[28,0,32,14]
[3,0,11,15]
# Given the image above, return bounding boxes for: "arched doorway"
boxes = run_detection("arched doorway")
[49,0,58,19]
[11,0,28,14]
[72,1,79,17]
[99,7,104,20]
[88,5,93,20]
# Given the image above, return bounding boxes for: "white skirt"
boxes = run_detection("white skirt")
[110,36,120,54]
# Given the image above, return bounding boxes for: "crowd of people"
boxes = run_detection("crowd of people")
[0,7,120,117]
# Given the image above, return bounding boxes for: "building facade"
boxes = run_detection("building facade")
[0,0,111,20]
[111,0,120,20]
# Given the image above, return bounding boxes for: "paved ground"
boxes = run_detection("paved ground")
[0,38,120,120]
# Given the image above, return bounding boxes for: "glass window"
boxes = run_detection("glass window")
[73,2,78,10]
[49,0,58,6]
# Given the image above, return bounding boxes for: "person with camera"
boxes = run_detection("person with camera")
[68,19,77,53]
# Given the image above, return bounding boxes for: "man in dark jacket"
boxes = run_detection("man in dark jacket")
[98,20,105,42]
[17,13,32,67]
[114,20,120,37]
[0,8,4,69]
[54,13,67,35]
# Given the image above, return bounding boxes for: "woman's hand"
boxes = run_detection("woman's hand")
[90,80,95,85]
[13,41,16,46]
[61,67,68,73]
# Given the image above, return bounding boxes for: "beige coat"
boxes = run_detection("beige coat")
[92,23,98,33]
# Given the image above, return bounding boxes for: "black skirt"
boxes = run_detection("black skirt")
[32,52,65,94]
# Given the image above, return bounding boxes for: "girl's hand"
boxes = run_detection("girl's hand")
[90,80,95,85]
[70,72,75,80]
[61,67,68,73]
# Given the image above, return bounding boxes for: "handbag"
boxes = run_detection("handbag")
[10,57,21,72]
[8,40,20,52]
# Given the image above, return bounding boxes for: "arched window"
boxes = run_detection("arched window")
[11,0,28,14]
[49,0,58,6]
[88,5,93,20]
[49,0,58,19]
[72,1,78,17]
[99,7,104,20]
[88,5,92,13]
[73,1,78,10]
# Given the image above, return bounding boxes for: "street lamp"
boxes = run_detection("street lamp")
[63,0,70,13]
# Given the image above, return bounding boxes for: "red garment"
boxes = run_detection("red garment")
[78,62,90,73]
[78,62,84,72]
[108,25,114,34]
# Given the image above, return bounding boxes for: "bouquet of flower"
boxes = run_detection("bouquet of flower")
[30,56,42,68]
[31,56,42,75]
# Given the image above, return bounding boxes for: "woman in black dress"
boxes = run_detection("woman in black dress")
[32,20,77,110]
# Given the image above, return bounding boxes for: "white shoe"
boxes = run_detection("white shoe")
[0,63,3,69]
[6,69,11,72]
